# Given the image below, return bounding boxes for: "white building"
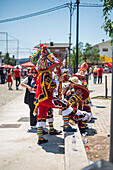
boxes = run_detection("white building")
[92,40,112,63]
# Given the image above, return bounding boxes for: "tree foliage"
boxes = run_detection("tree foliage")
[3,53,13,65]
[71,42,100,71]
[83,43,100,64]
[100,0,113,42]
[71,42,84,71]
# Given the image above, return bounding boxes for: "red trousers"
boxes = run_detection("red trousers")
[37,97,66,121]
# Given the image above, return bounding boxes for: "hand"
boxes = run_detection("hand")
[27,86,32,92]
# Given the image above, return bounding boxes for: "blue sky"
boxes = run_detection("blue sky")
[0,0,113,59]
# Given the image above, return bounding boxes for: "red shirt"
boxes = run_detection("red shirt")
[14,69,20,77]
[97,68,103,76]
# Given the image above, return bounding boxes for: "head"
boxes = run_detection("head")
[30,67,38,77]
[16,66,19,69]
[8,68,11,73]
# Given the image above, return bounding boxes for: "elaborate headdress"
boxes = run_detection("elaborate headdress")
[79,62,88,75]
[30,44,62,72]
[72,73,86,80]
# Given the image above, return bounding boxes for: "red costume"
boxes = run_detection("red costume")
[30,45,74,144]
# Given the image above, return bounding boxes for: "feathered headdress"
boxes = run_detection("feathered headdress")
[30,44,62,72]
[29,44,44,65]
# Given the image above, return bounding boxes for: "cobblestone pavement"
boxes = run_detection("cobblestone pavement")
[0,80,25,108]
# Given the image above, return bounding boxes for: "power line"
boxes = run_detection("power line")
[0,2,104,24]
[0,3,69,23]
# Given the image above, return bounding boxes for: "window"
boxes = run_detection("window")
[102,48,108,52]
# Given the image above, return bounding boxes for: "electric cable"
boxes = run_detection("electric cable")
[0,3,69,23]
[0,2,104,24]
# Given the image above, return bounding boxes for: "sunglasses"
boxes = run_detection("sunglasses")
[32,72,37,74]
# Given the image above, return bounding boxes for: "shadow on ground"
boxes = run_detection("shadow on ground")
[96,106,106,108]
[86,128,97,136]
[88,117,97,123]
[41,134,65,154]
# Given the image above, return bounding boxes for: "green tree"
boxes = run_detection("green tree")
[83,43,92,62]
[71,47,76,73]
[101,0,113,42]
[71,42,84,73]
[3,53,13,65]
[83,43,100,64]
[90,48,100,64]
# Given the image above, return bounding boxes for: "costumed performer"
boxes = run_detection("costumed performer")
[30,44,76,145]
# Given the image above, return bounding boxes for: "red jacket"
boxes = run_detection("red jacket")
[97,68,103,76]
[34,72,56,107]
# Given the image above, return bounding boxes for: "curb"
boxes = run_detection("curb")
[64,124,89,170]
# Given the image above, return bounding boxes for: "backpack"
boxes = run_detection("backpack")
[94,71,97,76]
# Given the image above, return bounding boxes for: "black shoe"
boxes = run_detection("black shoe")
[43,130,48,135]
[80,128,87,134]
[37,138,48,145]
[16,87,18,90]
[49,129,62,135]
[27,128,37,133]
[63,125,77,132]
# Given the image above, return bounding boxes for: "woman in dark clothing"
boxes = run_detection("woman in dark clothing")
[21,67,38,129]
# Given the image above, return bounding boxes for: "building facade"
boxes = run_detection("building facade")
[92,40,112,63]
[35,43,69,62]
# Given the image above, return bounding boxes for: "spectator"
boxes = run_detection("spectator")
[0,68,5,84]
[97,66,103,84]
[14,66,21,90]
[21,67,37,129]
[93,68,98,84]
[6,68,13,90]
[89,67,92,80]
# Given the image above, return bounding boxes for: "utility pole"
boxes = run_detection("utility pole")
[17,40,19,65]
[65,48,68,68]
[5,32,8,64]
[75,0,80,73]
[110,30,113,163]
[69,1,72,71]
[0,32,9,64]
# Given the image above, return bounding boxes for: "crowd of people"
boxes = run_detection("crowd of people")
[0,66,21,90]
[0,66,31,90]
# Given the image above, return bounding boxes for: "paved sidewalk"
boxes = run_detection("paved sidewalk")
[0,73,112,170]
[88,73,111,136]
[0,94,65,170]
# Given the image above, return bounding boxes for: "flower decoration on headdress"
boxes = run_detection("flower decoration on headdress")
[29,44,43,65]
